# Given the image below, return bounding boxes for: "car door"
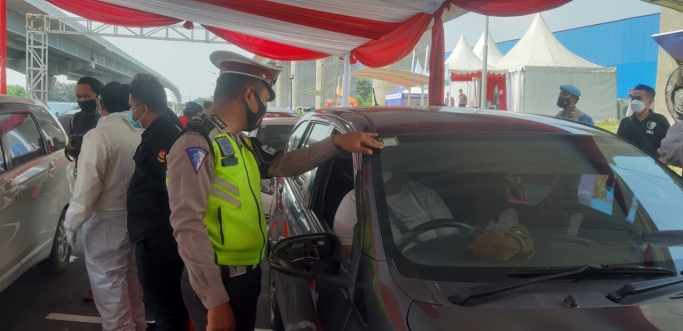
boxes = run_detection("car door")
[0,108,52,283]
[29,105,71,244]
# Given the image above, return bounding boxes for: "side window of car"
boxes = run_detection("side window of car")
[295,123,332,196]
[0,113,46,167]
[30,105,68,152]
[285,122,309,152]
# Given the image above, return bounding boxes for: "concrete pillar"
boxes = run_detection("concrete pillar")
[48,75,56,101]
[315,59,323,109]
[291,61,297,109]
[275,68,284,108]
[655,8,683,123]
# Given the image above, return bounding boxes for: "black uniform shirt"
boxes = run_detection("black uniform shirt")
[127,114,181,243]
[617,110,671,158]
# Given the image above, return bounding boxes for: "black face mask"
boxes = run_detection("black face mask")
[556,96,571,108]
[78,99,98,114]
[245,91,268,131]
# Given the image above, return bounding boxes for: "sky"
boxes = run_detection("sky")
[6,0,662,102]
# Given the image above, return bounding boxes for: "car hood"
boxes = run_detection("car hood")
[407,294,683,331]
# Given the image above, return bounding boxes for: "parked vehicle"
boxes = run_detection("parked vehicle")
[265,107,299,119]
[249,116,298,218]
[0,96,74,293]
[268,106,683,331]
[46,102,78,117]
[56,109,80,135]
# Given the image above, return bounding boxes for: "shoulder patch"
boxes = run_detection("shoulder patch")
[261,144,277,155]
[186,147,209,174]
[157,149,167,162]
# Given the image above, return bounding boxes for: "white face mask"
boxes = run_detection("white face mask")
[630,99,646,114]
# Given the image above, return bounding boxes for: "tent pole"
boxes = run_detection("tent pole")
[480,16,489,109]
[411,49,416,72]
[342,54,351,107]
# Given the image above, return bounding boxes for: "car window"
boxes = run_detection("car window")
[30,105,68,152]
[295,123,332,196]
[0,113,46,168]
[256,124,295,151]
[285,122,309,152]
[376,133,683,282]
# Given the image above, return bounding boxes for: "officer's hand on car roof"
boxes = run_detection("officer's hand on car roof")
[332,132,384,155]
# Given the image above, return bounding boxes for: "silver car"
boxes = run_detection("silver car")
[0,96,74,293]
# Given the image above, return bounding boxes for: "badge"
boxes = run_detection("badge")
[261,144,277,155]
[186,147,208,174]
[647,121,657,130]
[215,137,234,157]
[157,149,166,163]
[221,157,238,167]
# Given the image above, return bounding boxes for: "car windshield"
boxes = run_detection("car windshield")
[376,133,683,282]
[256,124,295,151]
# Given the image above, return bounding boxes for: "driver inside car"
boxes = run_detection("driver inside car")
[333,171,456,253]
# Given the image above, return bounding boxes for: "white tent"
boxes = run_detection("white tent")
[473,31,504,66]
[495,14,617,120]
[446,35,505,107]
[446,35,505,74]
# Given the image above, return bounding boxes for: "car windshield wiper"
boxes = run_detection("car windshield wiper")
[507,265,676,277]
[449,265,677,306]
[607,276,683,302]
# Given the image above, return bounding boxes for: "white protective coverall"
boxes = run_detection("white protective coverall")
[65,111,146,331]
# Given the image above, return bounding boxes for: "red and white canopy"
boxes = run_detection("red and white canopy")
[40,0,572,105]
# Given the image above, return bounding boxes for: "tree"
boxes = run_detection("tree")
[356,78,373,107]
[49,81,77,102]
[7,85,26,97]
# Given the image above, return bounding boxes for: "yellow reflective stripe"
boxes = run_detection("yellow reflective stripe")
[211,187,242,209]
[213,176,239,196]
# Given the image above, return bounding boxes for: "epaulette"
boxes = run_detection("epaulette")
[168,114,218,158]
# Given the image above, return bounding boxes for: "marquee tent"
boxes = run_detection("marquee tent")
[446,35,506,109]
[473,30,504,66]
[495,14,617,120]
[0,0,573,103]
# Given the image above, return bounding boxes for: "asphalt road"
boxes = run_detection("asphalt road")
[0,231,272,331]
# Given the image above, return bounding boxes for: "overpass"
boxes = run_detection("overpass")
[4,0,182,102]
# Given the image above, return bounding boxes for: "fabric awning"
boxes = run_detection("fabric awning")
[653,30,683,62]
[352,67,429,87]
[40,0,572,106]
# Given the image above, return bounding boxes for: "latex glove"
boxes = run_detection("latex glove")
[65,228,77,250]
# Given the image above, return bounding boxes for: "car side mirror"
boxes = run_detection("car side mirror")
[269,233,351,287]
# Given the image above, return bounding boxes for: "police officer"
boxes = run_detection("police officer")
[166,51,384,331]
[126,74,188,330]
[554,85,594,125]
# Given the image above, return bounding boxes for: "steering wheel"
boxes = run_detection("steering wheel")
[396,218,476,251]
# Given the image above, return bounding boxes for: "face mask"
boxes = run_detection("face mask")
[630,99,646,114]
[382,171,393,184]
[556,96,571,108]
[129,105,145,129]
[245,91,268,131]
[78,99,98,114]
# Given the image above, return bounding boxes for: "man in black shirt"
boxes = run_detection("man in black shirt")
[126,74,187,330]
[66,77,102,163]
[617,84,671,158]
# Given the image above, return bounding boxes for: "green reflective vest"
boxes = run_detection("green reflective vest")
[203,133,267,266]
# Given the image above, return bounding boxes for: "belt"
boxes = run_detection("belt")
[218,264,259,278]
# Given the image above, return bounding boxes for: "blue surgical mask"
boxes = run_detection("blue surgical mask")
[128,106,144,129]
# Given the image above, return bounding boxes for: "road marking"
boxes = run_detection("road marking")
[46,313,102,324]
[46,313,270,330]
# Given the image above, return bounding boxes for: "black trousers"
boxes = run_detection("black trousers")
[181,264,261,331]
[136,235,189,331]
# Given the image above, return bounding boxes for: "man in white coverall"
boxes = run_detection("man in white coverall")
[64,81,147,331]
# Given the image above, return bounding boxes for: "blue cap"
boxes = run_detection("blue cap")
[560,85,581,97]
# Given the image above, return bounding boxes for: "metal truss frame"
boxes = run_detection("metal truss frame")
[25,13,228,101]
